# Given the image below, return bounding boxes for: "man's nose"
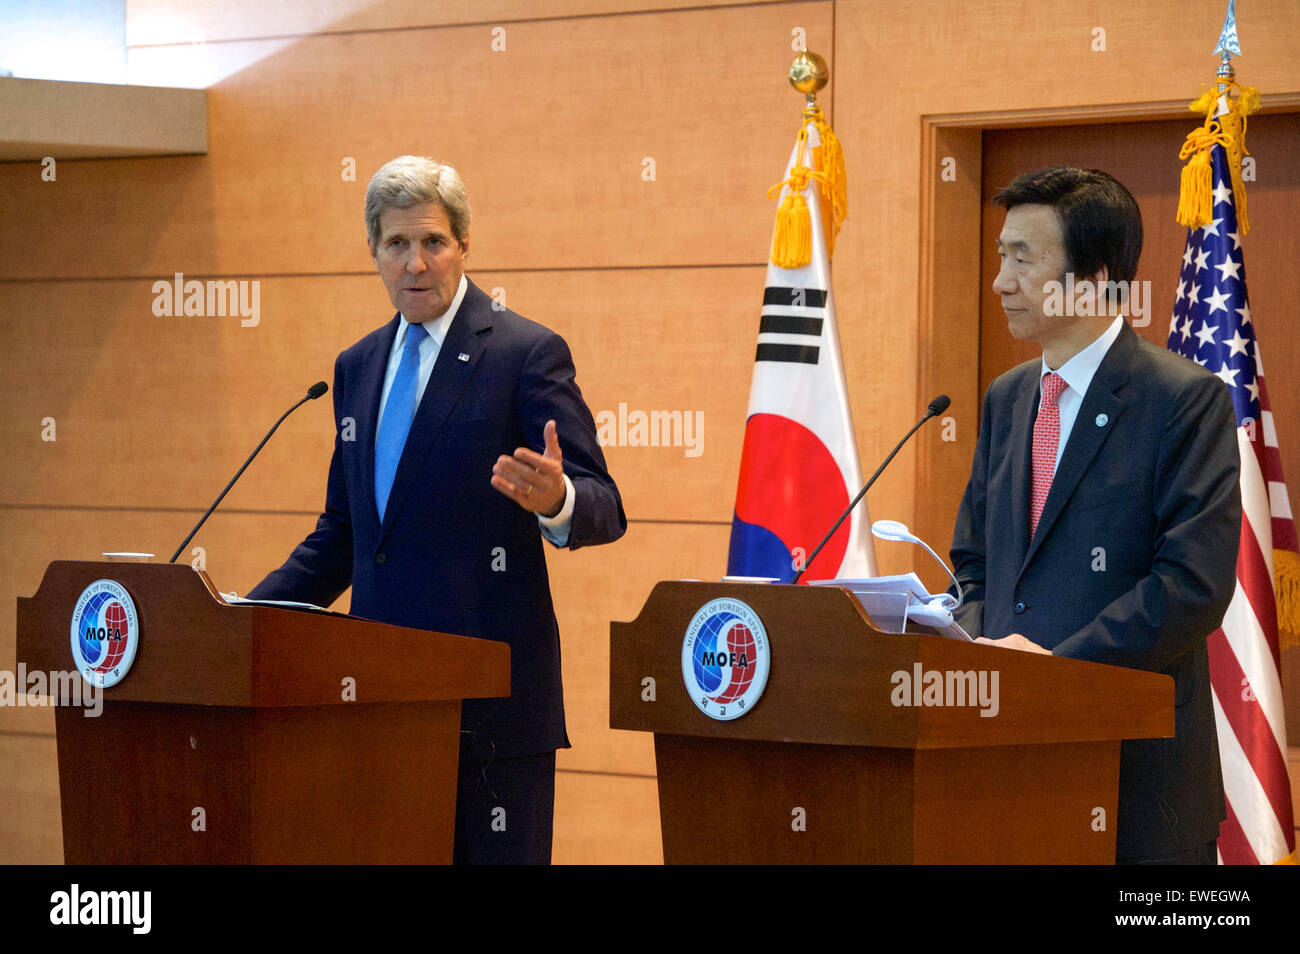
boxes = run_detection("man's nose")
[405,250,427,274]
[992,262,1015,295]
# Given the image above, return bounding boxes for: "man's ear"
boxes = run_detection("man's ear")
[1090,263,1116,314]
[459,234,470,261]
[367,233,378,264]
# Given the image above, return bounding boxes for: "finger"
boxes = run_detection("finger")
[490,470,538,501]
[490,470,557,514]
[494,455,552,491]
[490,473,529,505]
[543,419,561,459]
[491,459,552,499]
[510,447,561,475]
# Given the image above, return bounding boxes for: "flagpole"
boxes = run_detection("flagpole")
[1214,0,1240,91]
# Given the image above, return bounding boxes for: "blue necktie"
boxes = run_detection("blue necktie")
[375,322,429,522]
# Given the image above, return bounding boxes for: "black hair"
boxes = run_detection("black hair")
[993,166,1143,286]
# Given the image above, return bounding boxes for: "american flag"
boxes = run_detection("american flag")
[1166,116,1297,865]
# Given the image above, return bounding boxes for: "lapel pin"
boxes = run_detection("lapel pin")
[458,352,470,362]
[1095,413,1109,427]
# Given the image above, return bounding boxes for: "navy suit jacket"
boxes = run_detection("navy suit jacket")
[950,321,1240,860]
[250,279,626,759]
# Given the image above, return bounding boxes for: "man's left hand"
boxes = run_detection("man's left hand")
[974,633,1053,654]
[491,418,566,517]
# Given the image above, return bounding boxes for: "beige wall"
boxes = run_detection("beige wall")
[2,0,1298,863]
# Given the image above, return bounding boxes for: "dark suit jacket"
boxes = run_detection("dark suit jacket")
[250,279,626,759]
[950,321,1240,860]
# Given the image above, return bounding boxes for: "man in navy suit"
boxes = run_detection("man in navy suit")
[950,167,1240,863]
[250,156,626,864]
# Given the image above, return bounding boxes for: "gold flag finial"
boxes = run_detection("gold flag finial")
[789,51,829,104]
[1175,1,1259,234]
[769,51,846,267]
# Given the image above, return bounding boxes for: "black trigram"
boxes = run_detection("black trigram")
[756,286,826,364]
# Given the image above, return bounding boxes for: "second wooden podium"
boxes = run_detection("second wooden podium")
[611,581,1173,864]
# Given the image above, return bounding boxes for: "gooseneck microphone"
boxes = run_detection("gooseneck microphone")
[169,382,329,564]
[791,394,951,583]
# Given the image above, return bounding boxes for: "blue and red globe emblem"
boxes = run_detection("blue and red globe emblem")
[69,580,140,688]
[681,598,770,721]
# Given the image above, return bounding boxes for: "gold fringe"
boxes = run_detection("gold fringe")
[1274,548,1300,651]
[1176,80,1259,234]
[1176,143,1215,230]
[771,188,812,269]
[767,104,847,267]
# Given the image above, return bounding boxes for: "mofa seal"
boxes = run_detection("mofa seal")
[681,598,770,721]
[70,579,140,688]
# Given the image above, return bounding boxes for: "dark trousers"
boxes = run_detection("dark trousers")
[452,750,556,865]
[1118,840,1218,865]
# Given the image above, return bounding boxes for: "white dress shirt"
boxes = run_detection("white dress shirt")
[376,274,575,544]
[1039,316,1126,471]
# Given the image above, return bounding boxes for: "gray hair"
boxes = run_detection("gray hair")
[364,156,471,249]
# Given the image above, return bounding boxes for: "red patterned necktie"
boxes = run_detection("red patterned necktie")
[1030,371,1068,540]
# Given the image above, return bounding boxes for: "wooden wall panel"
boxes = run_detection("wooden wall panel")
[126,0,797,46]
[914,124,983,594]
[2,3,833,279]
[0,267,763,523]
[550,521,730,776]
[553,769,662,865]
[0,733,62,865]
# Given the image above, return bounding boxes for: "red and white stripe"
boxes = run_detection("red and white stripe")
[1210,367,1297,865]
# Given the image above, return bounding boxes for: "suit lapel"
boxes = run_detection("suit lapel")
[377,282,492,543]
[1020,323,1135,573]
[357,314,401,535]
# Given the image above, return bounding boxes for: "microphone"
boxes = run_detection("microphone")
[871,518,963,609]
[791,394,950,583]
[169,382,329,564]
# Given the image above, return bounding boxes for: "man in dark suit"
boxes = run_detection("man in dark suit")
[950,166,1240,863]
[249,156,626,864]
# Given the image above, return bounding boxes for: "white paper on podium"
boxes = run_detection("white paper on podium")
[220,594,349,618]
[809,574,972,641]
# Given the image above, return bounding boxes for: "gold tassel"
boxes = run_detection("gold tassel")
[1176,80,1259,234]
[767,104,848,268]
[811,116,847,259]
[1223,83,1260,235]
[1176,144,1214,229]
[1274,548,1300,651]
[770,189,812,269]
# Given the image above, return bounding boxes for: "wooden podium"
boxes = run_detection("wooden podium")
[611,581,1174,864]
[16,561,510,864]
